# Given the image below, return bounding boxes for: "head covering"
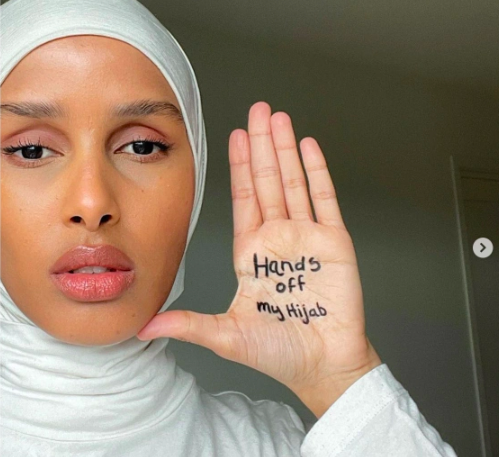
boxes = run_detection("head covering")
[0,0,207,443]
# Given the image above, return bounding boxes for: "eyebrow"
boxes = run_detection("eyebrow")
[0,99,185,124]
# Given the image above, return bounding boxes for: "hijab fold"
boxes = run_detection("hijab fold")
[0,0,208,441]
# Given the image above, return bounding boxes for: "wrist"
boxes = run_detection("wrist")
[293,343,382,419]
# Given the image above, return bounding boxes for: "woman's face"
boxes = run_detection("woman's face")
[0,35,195,346]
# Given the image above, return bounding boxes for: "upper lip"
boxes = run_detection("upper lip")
[50,244,135,274]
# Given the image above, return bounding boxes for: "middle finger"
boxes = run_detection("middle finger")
[248,101,288,221]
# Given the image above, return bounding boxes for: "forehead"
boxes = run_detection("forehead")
[1,35,180,109]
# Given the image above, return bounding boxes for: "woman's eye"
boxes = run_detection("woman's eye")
[3,143,55,160]
[119,140,172,158]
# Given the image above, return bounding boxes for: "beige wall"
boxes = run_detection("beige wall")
[163,18,499,456]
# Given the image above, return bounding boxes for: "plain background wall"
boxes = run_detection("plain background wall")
[153,16,499,457]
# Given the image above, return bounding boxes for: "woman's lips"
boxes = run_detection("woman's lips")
[50,270,135,302]
[50,244,136,302]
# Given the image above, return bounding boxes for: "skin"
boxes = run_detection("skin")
[0,35,195,346]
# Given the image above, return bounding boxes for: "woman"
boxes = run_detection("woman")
[0,0,458,455]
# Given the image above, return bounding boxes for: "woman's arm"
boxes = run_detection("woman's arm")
[298,364,458,456]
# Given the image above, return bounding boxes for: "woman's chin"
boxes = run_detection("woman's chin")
[43,326,138,347]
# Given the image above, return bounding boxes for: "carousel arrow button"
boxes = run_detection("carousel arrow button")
[473,238,493,258]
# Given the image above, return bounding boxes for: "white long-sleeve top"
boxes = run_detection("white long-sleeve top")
[1,357,458,456]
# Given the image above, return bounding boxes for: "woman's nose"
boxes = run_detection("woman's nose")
[60,153,121,232]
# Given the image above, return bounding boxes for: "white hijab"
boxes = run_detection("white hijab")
[0,0,208,441]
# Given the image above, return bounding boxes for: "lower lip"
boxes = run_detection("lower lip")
[50,270,135,302]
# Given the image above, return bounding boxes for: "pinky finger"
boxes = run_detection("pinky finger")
[300,137,346,229]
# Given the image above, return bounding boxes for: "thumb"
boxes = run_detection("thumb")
[137,310,229,354]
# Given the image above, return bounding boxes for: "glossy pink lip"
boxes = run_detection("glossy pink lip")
[50,244,135,274]
[50,270,136,302]
[49,245,136,302]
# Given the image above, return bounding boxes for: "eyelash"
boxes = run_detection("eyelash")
[1,135,173,168]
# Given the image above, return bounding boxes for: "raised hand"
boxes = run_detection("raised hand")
[137,101,382,418]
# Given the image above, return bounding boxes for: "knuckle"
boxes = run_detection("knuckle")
[264,204,285,220]
[307,163,327,173]
[290,210,312,220]
[231,186,256,200]
[253,166,280,179]
[312,190,336,200]
[283,177,307,189]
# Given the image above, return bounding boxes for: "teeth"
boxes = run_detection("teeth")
[70,266,113,274]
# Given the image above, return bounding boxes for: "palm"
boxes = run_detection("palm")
[227,215,366,389]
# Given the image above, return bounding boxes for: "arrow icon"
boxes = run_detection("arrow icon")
[473,238,493,259]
